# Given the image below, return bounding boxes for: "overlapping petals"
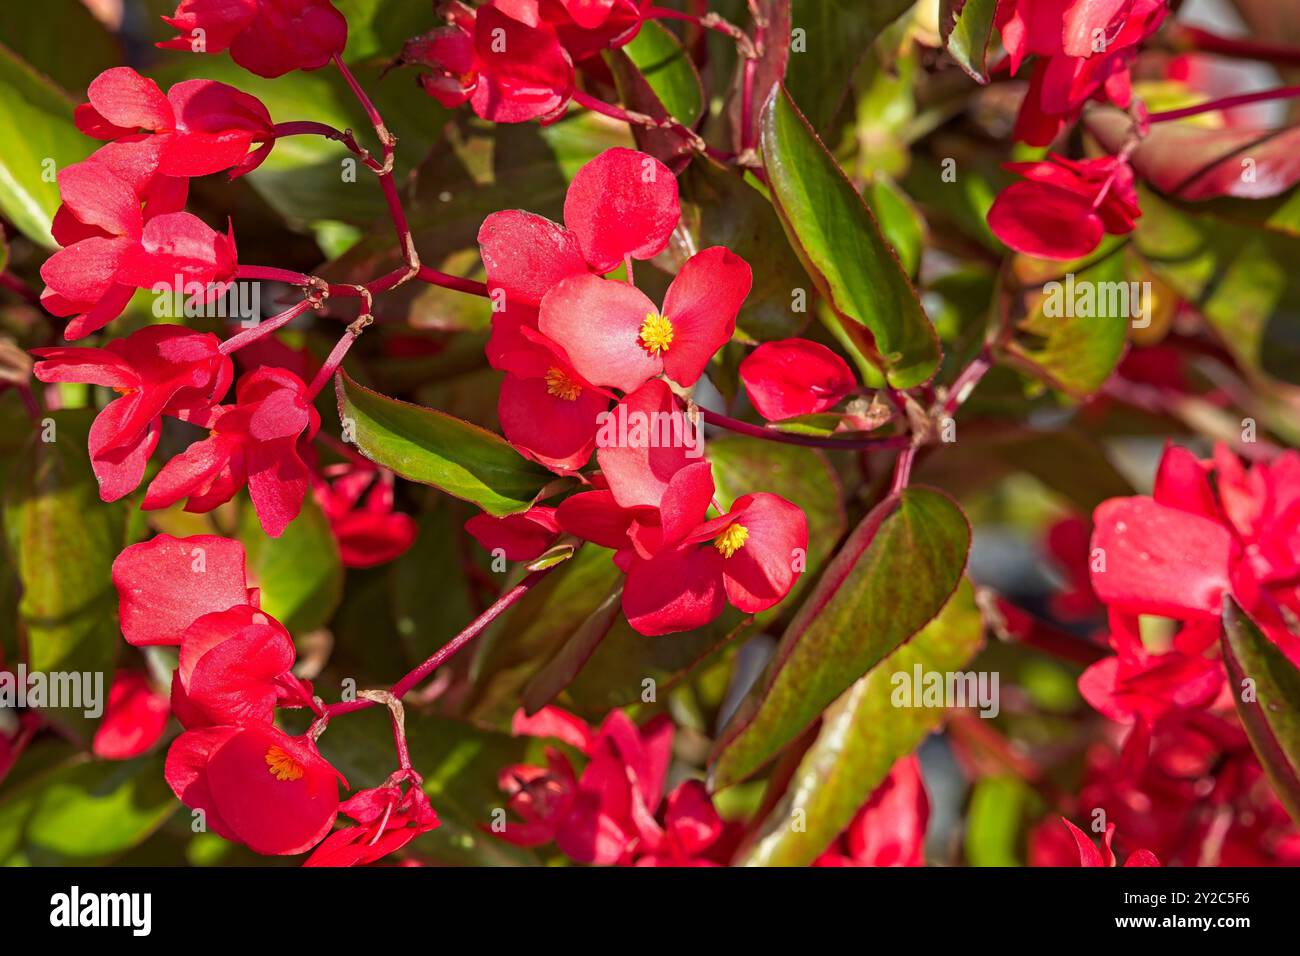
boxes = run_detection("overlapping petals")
[160,0,348,78]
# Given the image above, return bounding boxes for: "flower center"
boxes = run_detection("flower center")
[714,523,749,559]
[265,745,305,782]
[544,366,582,401]
[639,312,674,354]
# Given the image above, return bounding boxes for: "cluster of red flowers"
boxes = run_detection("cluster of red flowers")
[494,706,930,866]
[111,533,437,861]
[985,0,1169,260]
[464,147,813,636]
[1013,442,1300,865]
[399,0,644,122]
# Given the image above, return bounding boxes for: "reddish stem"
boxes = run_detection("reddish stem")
[571,89,734,163]
[415,265,490,298]
[273,121,383,172]
[324,566,555,718]
[218,298,315,355]
[941,346,993,417]
[1147,83,1300,123]
[699,407,912,450]
[1169,24,1300,68]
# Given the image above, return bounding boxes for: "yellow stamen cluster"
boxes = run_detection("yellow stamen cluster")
[639,311,674,354]
[544,366,582,401]
[714,523,749,559]
[265,745,305,782]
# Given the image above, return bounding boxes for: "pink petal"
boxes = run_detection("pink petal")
[538,273,661,393]
[563,147,679,273]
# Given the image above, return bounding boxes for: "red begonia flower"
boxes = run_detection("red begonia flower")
[113,533,257,647]
[166,722,346,855]
[32,325,232,501]
[304,781,440,867]
[466,507,560,561]
[1061,818,1161,867]
[498,708,673,865]
[633,780,726,866]
[495,324,612,474]
[539,246,752,392]
[402,1,574,124]
[313,464,417,568]
[477,147,679,307]
[814,756,929,867]
[998,0,1168,146]
[92,670,171,760]
[143,366,320,537]
[76,67,276,179]
[556,485,656,555]
[1044,515,1102,620]
[170,605,300,729]
[159,0,348,79]
[40,160,238,339]
[739,338,857,421]
[987,153,1140,260]
[623,466,808,636]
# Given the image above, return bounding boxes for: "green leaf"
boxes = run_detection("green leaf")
[521,583,624,715]
[784,0,915,134]
[238,494,342,635]
[336,370,551,517]
[0,42,92,246]
[1134,188,1300,385]
[318,707,541,865]
[710,486,971,789]
[738,580,983,865]
[965,775,1035,866]
[0,753,176,863]
[1222,597,1300,825]
[391,502,475,664]
[1001,242,1132,397]
[335,0,435,63]
[619,20,704,127]
[940,0,1000,84]
[679,158,813,342]
[761,85,941,388]
[0,0,119,93]
[3,411,127,739]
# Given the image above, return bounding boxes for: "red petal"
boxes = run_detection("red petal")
[987,180,1104,260]
[740,338,857,421]
[86,66,174,132]
[595,379,693,509]
[465,507,561,561]
[1090,497,1233,618]
[659,247,751,387]
[113,533,252,646]
[538,273,661,393]
[478,210,588,307]
[623,542,726,636]
[498,373,606,474]
[57,161,142,238]
[563,147,679,273]
[717,493,807,613]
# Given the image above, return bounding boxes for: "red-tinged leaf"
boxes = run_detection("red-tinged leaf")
[1089,107,1300,201]
[606,20,703,169]
[737,579,984,865]
[521,583,623,715]
[940,0,999,84]
[1222,597,1300,826]
[335,370,551,517]
[709,486,971,790]
[761,85,941,389]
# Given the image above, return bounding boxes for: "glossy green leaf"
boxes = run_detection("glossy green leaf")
[739,579,983,865]
[710,486,971,789]
[784,0,915,134]
[679,158,815,342]
[1134,188,1300,385]
[0,754,175,862]
[3,411,127,739]
[238,494,342,635]
[0,42,92,246]
[761,85,941,388]
[619,20,704,127]
[940,0,999,84]
[336,370,551,517]
[1222,597,1300,825]
[1002,242,1131,397]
